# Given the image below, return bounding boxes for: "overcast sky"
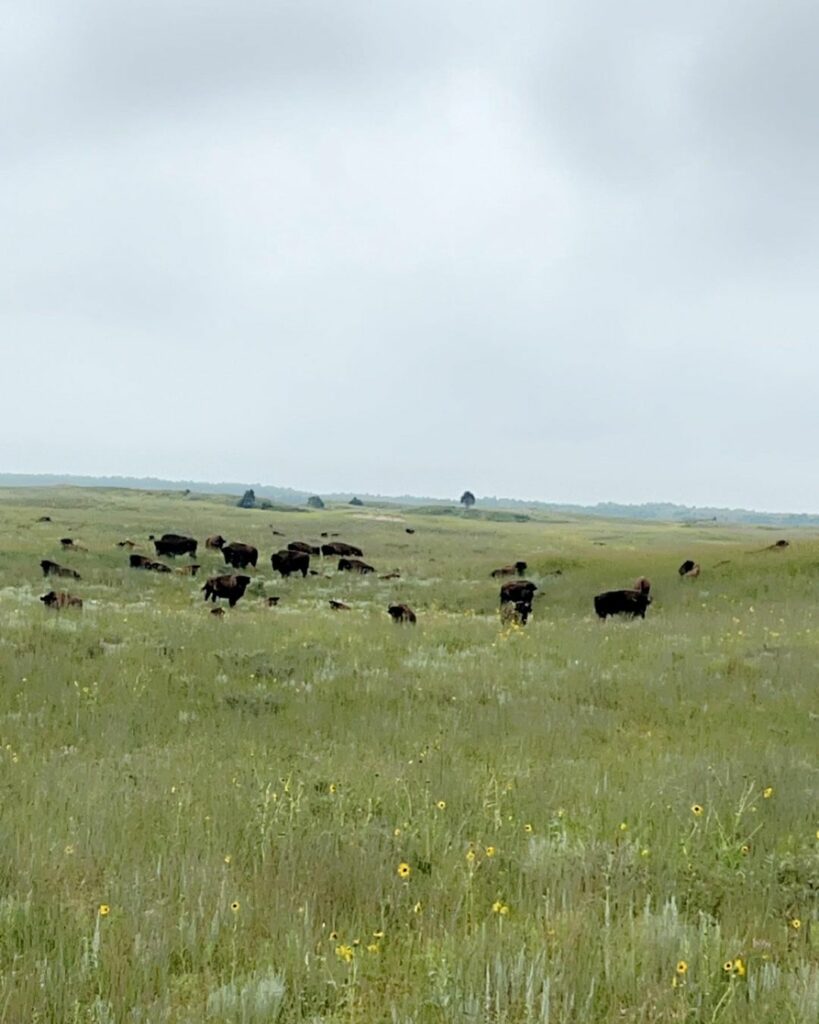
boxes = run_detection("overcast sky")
[3,1,817,510]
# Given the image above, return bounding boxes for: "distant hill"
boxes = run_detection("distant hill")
[1,472,818,526]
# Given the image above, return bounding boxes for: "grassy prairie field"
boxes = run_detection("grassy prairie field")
[0,487,816,1023]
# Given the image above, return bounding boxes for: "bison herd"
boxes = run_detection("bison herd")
[35,520,730,628]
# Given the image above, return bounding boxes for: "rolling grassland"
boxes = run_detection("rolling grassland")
[0,487,816,1023]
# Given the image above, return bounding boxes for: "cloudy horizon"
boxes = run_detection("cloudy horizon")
[4,2,818,512]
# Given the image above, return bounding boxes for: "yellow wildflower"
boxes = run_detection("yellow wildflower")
[733,958,746,977]
[763,787,773,799]
[723,961,733,974]
[499,904,509,916]
[485,846,496,858]
[691,804,704,817]
[492,900,504,913]
[224,854,232,865]
[230,901,240,912]
[413,901,422,914]
[619,822,628,831]
[329,931,339,941]
[397,862,411,879]
[394,828,402,837]
[790,918,801,930]
[335,944,354,963]
[98,904,110,917]
[366,943,379,953]
[740,844,750,856]
[329,784,337,794]
[466,849,476,863]
[524,823,533,834]
[373,930,384,939]
[436,800,446,810]
[676,961,688,975]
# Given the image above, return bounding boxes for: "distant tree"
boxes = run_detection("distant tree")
[307,495,325,509]
[349,496,364,506]
[460,490,476,510]
[237,489,256,509]
[258,499,273,510]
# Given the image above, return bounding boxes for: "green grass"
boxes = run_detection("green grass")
[0,487,816,1023]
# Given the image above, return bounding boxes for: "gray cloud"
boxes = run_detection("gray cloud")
[3,1,818,510]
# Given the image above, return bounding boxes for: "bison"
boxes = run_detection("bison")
[40,590,82,610]
[202,574,251,607]
[271,549,310,578]
[222,542,258,569]
[491,561,528,578]
[288,541,320,556]
[405,528,415,534]
[129,554,172,573]
[153,534,197,558]
[329,599,351,610]
[388,603,416,624]
[499,580,537,605]
[501,600,532,625]
[594,589,651,620]
[321,542,364,557]
[267,596,280,606]
[338,558,375,574]
[40,559,81,580]
[205,534,226,550]
[678,561,700,578]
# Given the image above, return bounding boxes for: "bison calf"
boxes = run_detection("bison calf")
[338,558,375,574]
[40,590,83,610]
[40,559,81,580]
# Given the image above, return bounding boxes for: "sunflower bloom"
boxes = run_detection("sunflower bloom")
[485,846,496,858]
[524,823,533,833]
[691,804,704,817]
[397,862,411,879]
[98,904,110,917]
[790,918,801,930]
[723,961,734,974]
[436,800,446,810]
[676,961,688,975]
[230,901,240,912]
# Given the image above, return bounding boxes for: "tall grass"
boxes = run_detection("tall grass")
[0,488,815,1022]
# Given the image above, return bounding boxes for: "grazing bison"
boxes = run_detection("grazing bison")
[205,534,226,550]
[40,590,82,609]
[405,528,415,534]
[388,603,416,623]
[633,577,651,596]
[210,607,225,617]
[271,549,310,578]
[40,559,81,580]
[129,554,172,573]
[491,561,528,578]
[202,574,251,607]
[321,542,364,558]
[678,561,700,578]
[288,541,320,556]
[338,558,375,574]
[60,538,87,551]
[175,564,201,576]
[329,599,351,610]
[222,542,258,569]
[267,596,280,606]
[37,516,52,523]
[154,534,197,557]
[594,589,651,620]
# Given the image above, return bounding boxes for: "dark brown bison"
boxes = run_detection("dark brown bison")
[491,561,528,578]
[499,580,537,605]
[60,538,87,551]
[37,516,52,523]
[202,574,251,607]
[267,596,280,606]
[388,603,416,623]
[633,577,651,596]
[271,549,309,578]
[129,554,172,573]
[321,542,364,557]
[405,528,415,534]
[222,542,258,569]
[205,534,226,550]
[40,559,81,580]
[329,599,351,610]
[594,589,651,619]
[678,561,700,578]
[154,534,197,558]
[40,590,82,609]
[288,541,320,556]
[210,607,225,617]
[338,558,375,574]
[175,564,201,576]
